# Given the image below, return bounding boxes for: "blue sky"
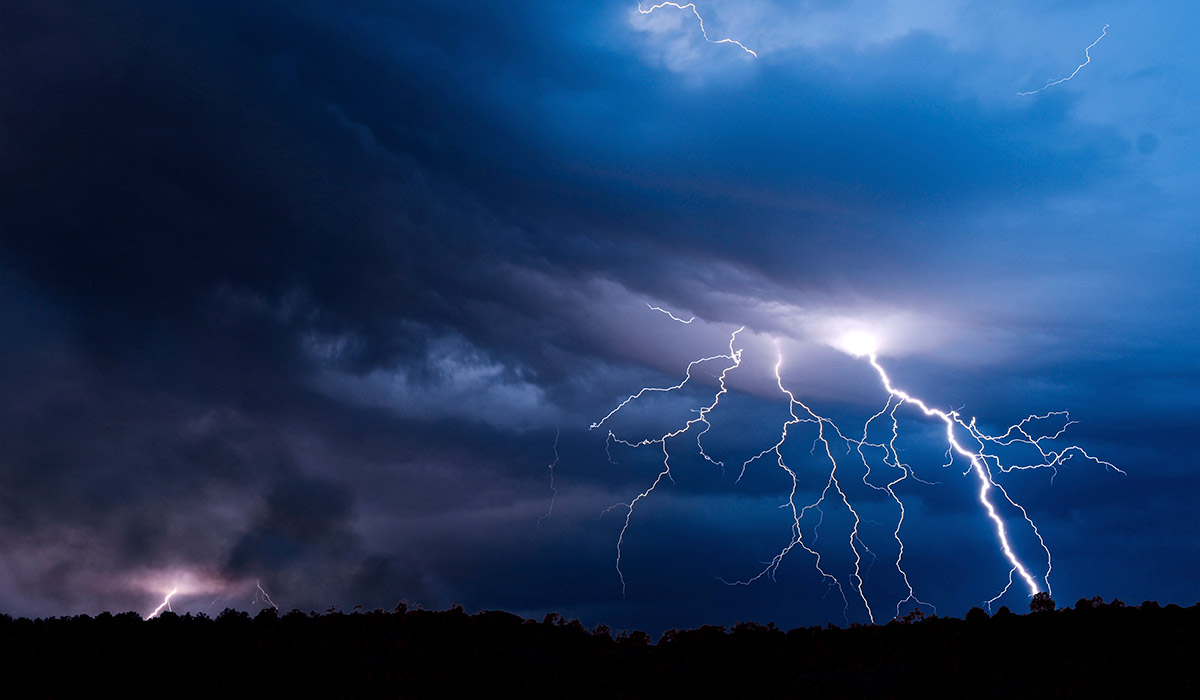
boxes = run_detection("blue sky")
[1,0,1196,631]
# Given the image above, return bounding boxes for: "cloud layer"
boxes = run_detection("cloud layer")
[1,0,1196,630]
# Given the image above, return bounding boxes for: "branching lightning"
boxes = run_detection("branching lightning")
[591,324,744,595]
[637,3,758,58]
[1018,24,1109,96]
[595,318,1120,621]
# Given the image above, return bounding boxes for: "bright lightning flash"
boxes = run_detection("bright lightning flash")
[1018,24,1109,96]
[859,347,1120,607]
[638,3,758,58]
[139,572,281,619]
[145,587,178,620]
[836,330,878,358]
[595,314,1120,621]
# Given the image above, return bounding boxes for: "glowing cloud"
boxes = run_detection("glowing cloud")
[836,330,879,358]
[136,570,280,619]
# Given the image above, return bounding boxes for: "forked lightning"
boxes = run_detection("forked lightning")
[594,312,1119,620]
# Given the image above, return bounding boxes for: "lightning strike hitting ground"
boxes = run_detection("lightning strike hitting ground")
[594,318,1119,621]
[858,346,1118,600]
[1018,24,1109,96]
[255,581,279,610]
[637,3,757,57]
[145,587,178,620]
[137,573,285,618]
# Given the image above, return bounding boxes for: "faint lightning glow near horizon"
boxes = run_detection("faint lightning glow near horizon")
[593,315,1120,621]
[137,574,282,619]
[638,2,758,57]
[1018,24,1109,96]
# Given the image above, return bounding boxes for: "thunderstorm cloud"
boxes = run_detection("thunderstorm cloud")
[0,1,1196,630]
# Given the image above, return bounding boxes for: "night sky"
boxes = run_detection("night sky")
[2,1,1197,633]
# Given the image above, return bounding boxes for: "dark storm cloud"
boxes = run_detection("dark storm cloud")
[3,1,528,380]
[227,476,358,573]
[224,473,430,610]
[1,0,1127,355]
[0,0,1139,435]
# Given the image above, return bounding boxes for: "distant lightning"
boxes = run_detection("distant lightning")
[538,427,561,526]
[138,572,287,618]
[595,322,1119,621]
[1018,24,1109,96]
[638,3,758,58]
[145,587,178,620]
[255,581,279,611]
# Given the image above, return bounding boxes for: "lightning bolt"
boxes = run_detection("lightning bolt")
[722,348,864,622]
[646,302,695,324]
[254,580,279,611]
[638,3,758,58]
[145,587,178,620]
[1018,24,1109,96]
[878,354,1045,603]
[592,323,744,595]
[538,427,561,526]
[595,320,1119,621]
[138,573,285,618]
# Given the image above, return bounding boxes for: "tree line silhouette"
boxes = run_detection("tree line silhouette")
[0,596,1194,696]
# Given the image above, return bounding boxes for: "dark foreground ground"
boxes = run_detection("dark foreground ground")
[0,598,1195,697]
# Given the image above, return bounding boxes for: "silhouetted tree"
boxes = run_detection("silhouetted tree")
[1,599,1195,696]
[1029,591,1056,613]
[617,629,650,647]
